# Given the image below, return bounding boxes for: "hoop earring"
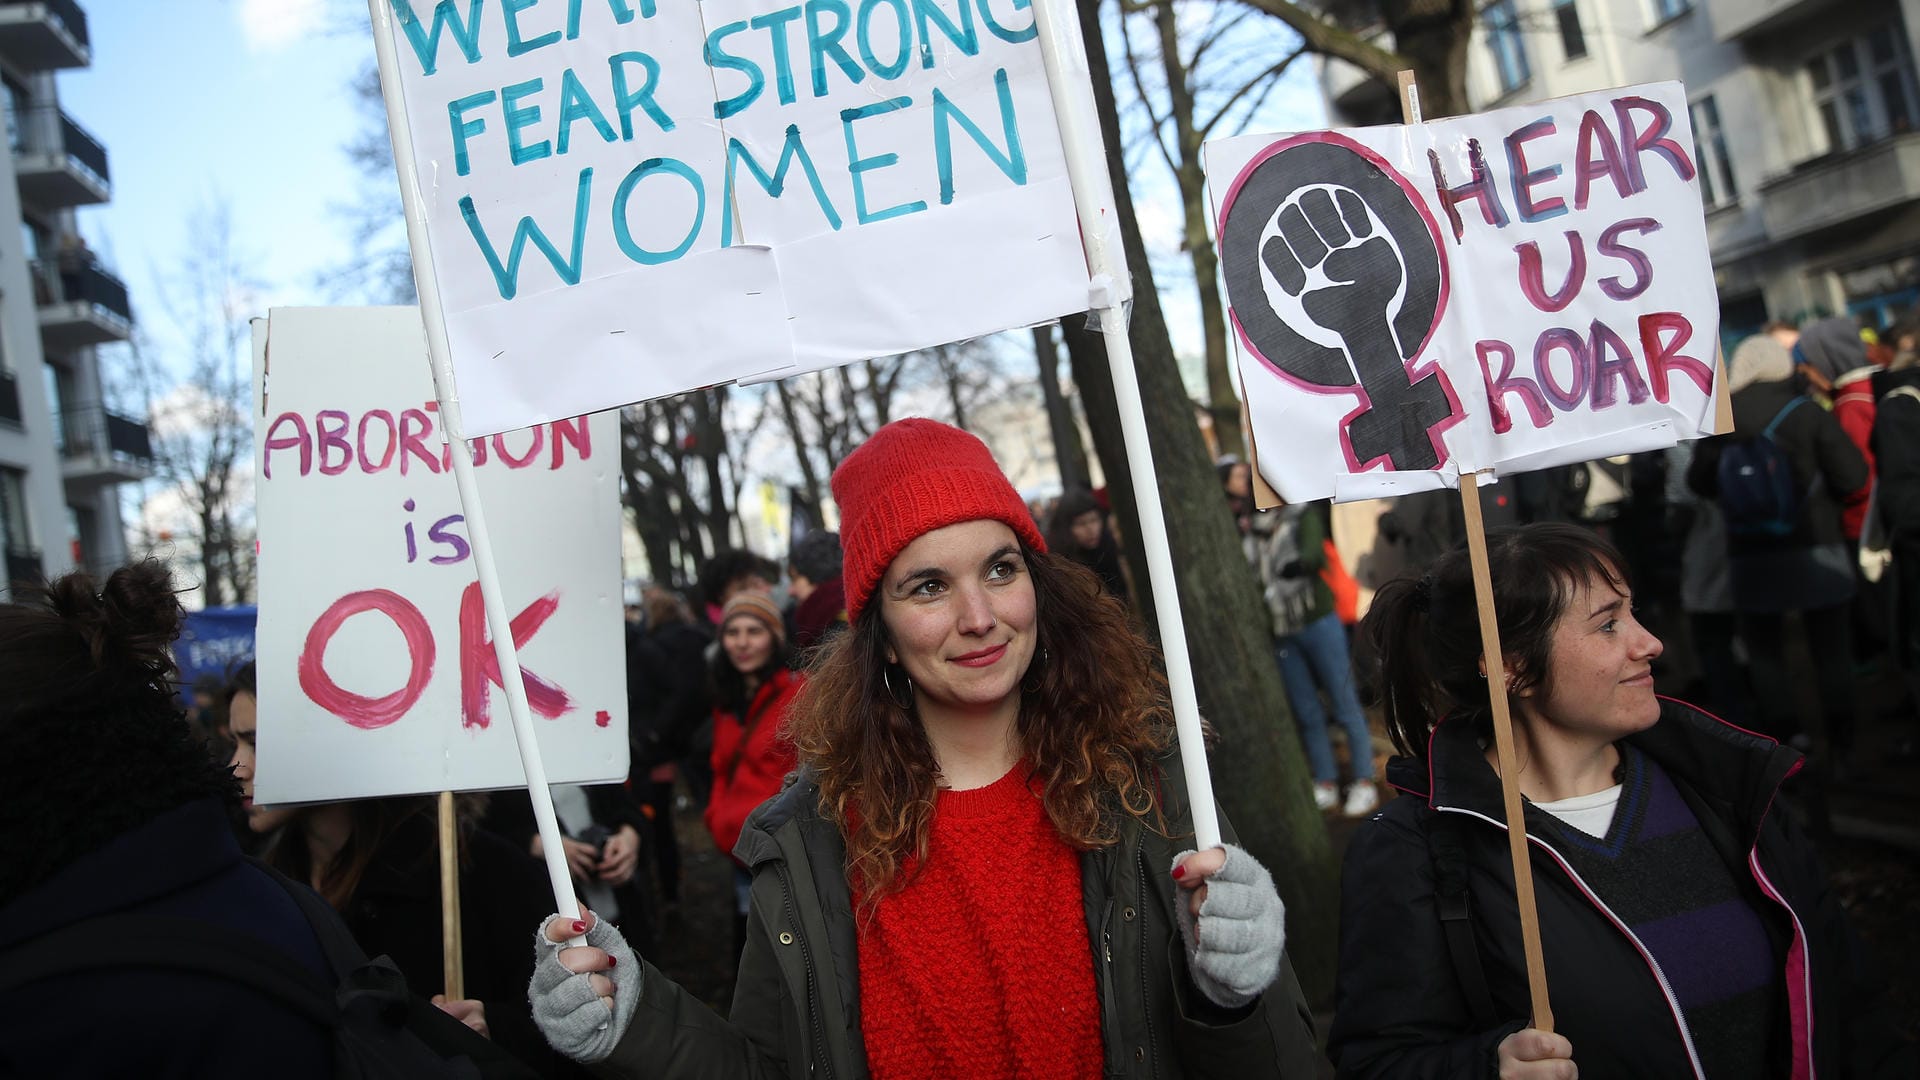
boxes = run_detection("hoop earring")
[883,665,915,711]
[1022,646,1049,694]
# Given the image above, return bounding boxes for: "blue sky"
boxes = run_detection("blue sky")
[61,0,377,359]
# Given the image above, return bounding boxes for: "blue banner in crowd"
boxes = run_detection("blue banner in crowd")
[175,605,257,694]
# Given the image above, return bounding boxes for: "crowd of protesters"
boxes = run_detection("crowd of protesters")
[3,316,1918,1077]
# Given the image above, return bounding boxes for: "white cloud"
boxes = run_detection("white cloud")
[238,0,328,52]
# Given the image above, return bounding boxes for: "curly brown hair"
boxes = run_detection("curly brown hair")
[785,546,1171,912]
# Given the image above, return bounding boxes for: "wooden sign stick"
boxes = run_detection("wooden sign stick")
[1397,70,1554,1034]
[438,790,465,1001]
[1458,474,1555,1032]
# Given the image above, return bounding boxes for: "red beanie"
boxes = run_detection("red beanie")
[833,419,1047,623]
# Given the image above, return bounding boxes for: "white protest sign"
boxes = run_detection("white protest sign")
[251,307,628,805]
[373,0,1097,435]
[1205,81,1721,503]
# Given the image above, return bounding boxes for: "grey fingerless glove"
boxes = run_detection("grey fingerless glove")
[528,914,641,1063]
[1171,844,1285,1009]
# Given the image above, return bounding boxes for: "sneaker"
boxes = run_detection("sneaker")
[1313,782,1339,812]
[1343,780,1380,818]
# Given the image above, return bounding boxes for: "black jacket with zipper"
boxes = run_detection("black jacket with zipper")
[593,748,1320,1078]
[1327,699,1913,1080]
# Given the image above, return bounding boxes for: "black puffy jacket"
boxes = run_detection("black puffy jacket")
[1328,700,1914,1079]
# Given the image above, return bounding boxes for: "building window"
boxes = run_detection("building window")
[1690,95,1738,207]
[1808,22,1920,152]
[0,466,31,553]
[1556,0,1588,60]
[1649,0,1691,23]
[1483,0,1530,94]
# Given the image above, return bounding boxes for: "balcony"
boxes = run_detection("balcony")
[0,368,20,426]
[0,0,88,71]
[32,253,131,352]
[59,403,151,487]
[1759,133,1920,244]
[12,104,109,208]
[1705,0,1846,42]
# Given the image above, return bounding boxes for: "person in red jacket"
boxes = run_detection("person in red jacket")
[1795,315,1885,540]
[702,591,803,958]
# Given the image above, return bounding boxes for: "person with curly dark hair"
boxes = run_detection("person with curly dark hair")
[524,418,1317,1077]
[0,562,335,1078]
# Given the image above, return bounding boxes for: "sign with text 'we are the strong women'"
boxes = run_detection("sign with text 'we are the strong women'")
[251,307,628,805]
[378,0,1094,436]
[1206,82,1723,503]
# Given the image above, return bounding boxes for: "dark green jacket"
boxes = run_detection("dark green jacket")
[596,752,1320,1078]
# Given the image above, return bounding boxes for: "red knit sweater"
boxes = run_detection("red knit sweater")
[855,763,1104,1080]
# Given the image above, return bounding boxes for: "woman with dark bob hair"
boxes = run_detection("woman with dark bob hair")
[1330,523,1912,1079]
[525,418,1318,1077]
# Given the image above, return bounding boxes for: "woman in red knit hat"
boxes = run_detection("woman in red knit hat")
[528,418,1318,1078]
[703,591,805,962]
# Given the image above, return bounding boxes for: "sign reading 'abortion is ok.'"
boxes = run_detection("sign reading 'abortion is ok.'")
[250,307,629,807]
[1205,81,1722,502]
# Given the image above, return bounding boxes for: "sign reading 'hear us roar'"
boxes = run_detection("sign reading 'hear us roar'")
[1206,81,1722,503]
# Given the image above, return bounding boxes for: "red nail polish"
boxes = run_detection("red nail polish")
[606,955,617,968]
[1171,864,1187,881]
[571,919,588,935]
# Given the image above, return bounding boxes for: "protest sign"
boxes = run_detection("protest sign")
[251,307,628,805]
[1205,81,1721,503]
[372,0,1097,436]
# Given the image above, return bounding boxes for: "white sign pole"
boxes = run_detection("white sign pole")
[367,0,581,922]
[1028,0,1221,850]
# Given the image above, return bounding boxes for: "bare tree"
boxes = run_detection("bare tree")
[1034,325,1094,493]
[1232,0,1475,119]
[769,355,913,515]
[619,388,748,586]
[1067,0,1341,1001]
[141,204,259,605]
[329,62,415,304]
[1118,0,1305,458]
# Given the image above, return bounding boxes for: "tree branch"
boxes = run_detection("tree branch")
[1235,0,1409,85]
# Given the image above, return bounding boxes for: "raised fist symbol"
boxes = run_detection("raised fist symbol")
[1221,134,1455,471]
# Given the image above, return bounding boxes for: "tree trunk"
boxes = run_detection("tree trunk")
[1151,0,1242,460]
[1034,325,1093,492]
[1070,0,1339,1003]
[1379,0,1474,118]
[694,390,734,553]
[1187,183,1242,460]
[775,381,827,516]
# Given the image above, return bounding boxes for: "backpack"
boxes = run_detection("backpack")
[1718,396,1810,537]
[0,858,538,1080]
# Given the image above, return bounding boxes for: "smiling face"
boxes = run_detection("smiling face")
[1517,568,1664,743]
[226,691,295,834]
[877,520,1038,730]
[723,617,775,675]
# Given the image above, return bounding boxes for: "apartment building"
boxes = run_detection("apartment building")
[0,0,144,595]
[1319,0,1920,345]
